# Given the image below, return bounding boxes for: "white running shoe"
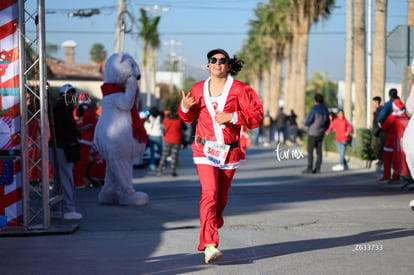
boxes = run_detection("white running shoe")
[332,164,345,171]
[204,244,222,264]
[63,211,83,220]
[409,200,414,211]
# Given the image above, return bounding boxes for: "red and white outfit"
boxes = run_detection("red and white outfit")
[73,104,98,187]
[179,74,263,251]
[381,99,408,180]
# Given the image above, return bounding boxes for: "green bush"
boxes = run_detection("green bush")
[323,131,337,152]
[355,128,376,160]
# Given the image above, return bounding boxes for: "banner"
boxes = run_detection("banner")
[0,0,22,227]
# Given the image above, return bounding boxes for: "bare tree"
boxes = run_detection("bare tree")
[372,0,388,101]
[354,0,367,129]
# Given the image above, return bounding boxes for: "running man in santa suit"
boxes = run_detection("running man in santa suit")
[179,48,263,264]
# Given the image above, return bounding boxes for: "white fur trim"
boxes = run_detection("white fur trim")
[79,139,94,146]
[203,74,234,143]
[180,101,189,113]
[193,157,246,169]
[230,112,238,124]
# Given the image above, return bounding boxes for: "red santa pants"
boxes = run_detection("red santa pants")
[73,144,91,187]
[196,164,236,251]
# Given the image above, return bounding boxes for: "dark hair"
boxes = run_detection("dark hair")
[167,105,179,119]
[373,96,381,103]
[228,55,244,76]
[389,88,398,98]
[150,106,159,117]
[314,93,324,104]
[207,49,244,76]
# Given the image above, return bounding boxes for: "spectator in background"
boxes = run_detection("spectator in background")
[262,111,273,146]
[144,106,164,171]
[371,96,385,166]
[326,109,353,171]
[73,93,98,189]
[275,107,287,144]
[377,88,399,126]
[302,93,330,174]
[287,109,298,144]
[380,98,408,182]
[49,84,82,220]
[157,105,182,177]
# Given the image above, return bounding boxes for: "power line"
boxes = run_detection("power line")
[30,29,350,36]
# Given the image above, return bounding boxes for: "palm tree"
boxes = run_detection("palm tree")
[286,0,336,127]
[138,8,160,104]
[306,72,338,114]
[371,0,388,102]
[354,0,367,129]
[89,43,107,64]
[243,0,289,118]
[237,35,263,95]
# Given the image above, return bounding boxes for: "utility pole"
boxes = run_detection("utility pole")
[366,0,372,127]
[163,40,183,94]
[114,0,126,52]
[344,0,354,122]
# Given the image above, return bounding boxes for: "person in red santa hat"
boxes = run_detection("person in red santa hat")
[73,92,99,188]
[179,48,263,264]
[380,98,408,183]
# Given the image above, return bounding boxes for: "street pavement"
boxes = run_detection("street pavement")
[1,144,414,275]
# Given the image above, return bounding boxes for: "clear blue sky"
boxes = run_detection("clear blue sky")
[27,0,408,82]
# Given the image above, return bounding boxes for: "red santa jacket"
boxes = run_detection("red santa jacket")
[382,112,408,151]
[74,106,98,145]
[163,117,182,144]
[179,75,263,169]
[326,117,353,142]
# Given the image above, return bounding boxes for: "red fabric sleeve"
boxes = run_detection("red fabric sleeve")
[234,82,263,129]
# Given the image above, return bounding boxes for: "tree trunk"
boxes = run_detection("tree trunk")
[270,57,282,118]
[372,0,387,101]
[250,73,261,96]
[354,0,367,129]
[344,0,354,121]
[286,25,300,122]
[149,47,157,107]
[140,46,149,102]
[282,43,293,113]
[295,17,310,127]
[262,69,271,117]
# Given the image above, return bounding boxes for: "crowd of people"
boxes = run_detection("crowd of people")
[371,88,412,184]
[255,108,299,147]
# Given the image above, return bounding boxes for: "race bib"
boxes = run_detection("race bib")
[203,141,230,166]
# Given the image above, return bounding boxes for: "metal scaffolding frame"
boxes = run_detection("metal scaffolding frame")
[18,0,50,230]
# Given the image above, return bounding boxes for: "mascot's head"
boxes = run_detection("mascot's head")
[104,52,141,85]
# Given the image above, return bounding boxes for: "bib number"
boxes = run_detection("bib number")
[203,141,230,166]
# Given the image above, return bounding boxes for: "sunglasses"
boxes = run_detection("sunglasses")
[209,57,228,65]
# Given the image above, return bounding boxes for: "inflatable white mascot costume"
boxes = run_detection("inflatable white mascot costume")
[403,59,414,211]
[94,52,149,206]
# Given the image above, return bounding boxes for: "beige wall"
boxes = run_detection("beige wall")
[48,80,103,100]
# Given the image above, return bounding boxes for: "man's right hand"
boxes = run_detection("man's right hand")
[181,90,196,109]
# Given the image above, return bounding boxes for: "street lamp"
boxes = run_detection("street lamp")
[163,40,183,94]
